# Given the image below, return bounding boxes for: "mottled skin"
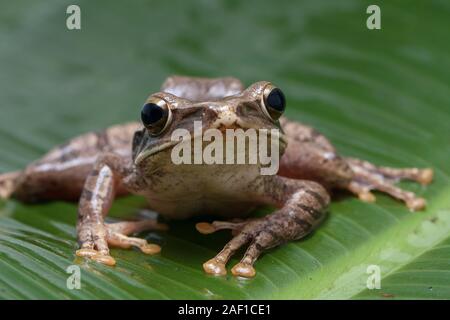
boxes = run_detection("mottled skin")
[0,76,433,278]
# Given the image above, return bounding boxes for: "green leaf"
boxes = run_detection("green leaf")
[0,0,449,299]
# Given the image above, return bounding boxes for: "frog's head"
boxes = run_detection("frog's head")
[133,81,288,172]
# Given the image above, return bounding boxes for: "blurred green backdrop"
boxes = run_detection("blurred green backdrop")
[0,0,449,299]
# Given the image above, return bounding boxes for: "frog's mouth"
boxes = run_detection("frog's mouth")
[134,122,287,166]
[135,140,179,165]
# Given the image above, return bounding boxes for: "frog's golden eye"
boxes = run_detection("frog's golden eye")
[141,98,172,136]
[261,85,286,121]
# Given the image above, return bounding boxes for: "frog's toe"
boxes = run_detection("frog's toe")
[76,248,97,258]
[196,220,246,235]
[418,168,433,185]
[76,248,117,266]
[406,197,426,211]
[201,231,251,276]
[108,219,169,234]
[203,258,227,276]
[107,229,161,256]
[105,220,165,255]
[76,222,112,262]
[196,222,216,234]
[231,262,256,278]
[229,233,273,278]
[0,171,20,199]
[91,253,117,266]
[140,243,161,255]
[349,182,376,203]
[346,159,431,211]
[364,180,425,211]
[201,219,276,278]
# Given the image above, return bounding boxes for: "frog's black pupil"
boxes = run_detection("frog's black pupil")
[141,103,164,126]
[266,88,286,112]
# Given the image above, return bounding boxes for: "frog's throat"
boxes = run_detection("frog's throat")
[134,131,287,166]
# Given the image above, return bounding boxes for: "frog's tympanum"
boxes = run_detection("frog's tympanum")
[0,76,433,278]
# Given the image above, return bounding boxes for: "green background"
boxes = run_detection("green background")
[0,0,449,299]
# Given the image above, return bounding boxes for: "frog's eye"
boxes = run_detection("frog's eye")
[261,85,286,121]
[141,98,172,136]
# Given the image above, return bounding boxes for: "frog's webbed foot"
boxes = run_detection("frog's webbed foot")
[345,158,433,211]
[76,219,168,266]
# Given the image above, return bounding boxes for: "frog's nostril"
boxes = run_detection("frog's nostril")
[215,109,238,127]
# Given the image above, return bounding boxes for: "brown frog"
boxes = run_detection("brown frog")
[0,76,433,278]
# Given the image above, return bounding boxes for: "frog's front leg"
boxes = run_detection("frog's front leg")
[75,153,165,266]
[196,176,329,278]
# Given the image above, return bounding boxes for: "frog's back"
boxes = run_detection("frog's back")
[161,75,244,102]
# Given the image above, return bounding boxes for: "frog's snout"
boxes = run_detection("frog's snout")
[213,108,239,129]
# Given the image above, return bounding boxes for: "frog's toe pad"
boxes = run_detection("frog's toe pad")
[407,197,426,211]
[231,263,256,278]
[196,220,245,235]
[92,254,116,266]
[203,258,227,276]
[418,168,433,185]
[196,222,216,234]
[76,248,98,258]
[0,171,20,199]
[358,191,376,203]
[140,243,161,255]
[76,249,116,266]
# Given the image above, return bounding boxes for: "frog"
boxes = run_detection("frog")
[0,76,433,278]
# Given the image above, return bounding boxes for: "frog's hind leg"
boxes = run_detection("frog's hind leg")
[1,133,99,202]
[345,158,433,211]
[279,117,433,211]
[0,123,139,203]
[7,159,94,203]
[0,150,95,203]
